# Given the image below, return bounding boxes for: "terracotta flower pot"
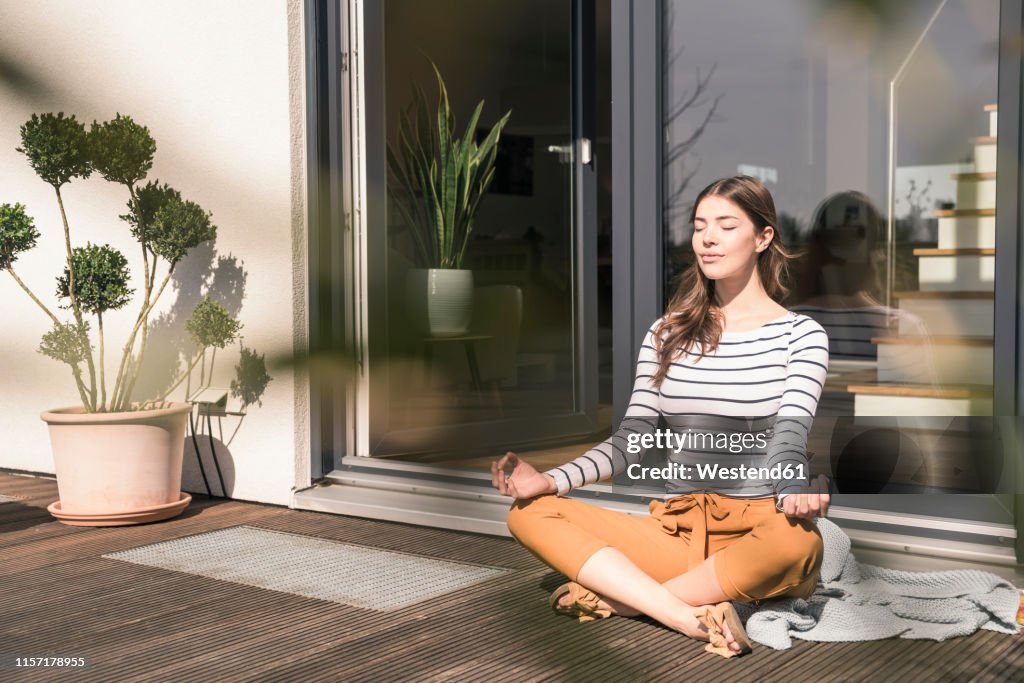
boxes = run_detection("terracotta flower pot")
[40,402,192,526]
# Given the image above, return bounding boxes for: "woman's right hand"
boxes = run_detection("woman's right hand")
[491,451,558,500]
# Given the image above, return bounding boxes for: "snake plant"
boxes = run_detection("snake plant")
[387,62,511,270]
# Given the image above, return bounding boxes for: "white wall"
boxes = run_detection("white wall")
[0,0,310,505]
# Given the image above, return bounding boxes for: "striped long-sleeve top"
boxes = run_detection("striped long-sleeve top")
[544,311,829,501]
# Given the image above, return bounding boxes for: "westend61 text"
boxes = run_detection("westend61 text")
[625,428,769,454]
[626,462,806,482]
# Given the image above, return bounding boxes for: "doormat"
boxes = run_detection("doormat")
[103,525,513,611]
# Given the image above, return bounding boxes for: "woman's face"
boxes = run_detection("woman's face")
[692,194,773,282]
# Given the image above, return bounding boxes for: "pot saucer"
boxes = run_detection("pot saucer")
[48,492,192,527]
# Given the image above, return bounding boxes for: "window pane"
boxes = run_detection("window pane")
[661,0,1004,511]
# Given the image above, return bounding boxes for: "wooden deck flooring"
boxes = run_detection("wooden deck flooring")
[2,472,1022,682]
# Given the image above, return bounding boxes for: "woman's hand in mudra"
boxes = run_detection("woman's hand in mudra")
[780,475,831,520]
[491,451,557,500]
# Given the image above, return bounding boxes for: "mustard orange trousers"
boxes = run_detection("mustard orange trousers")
[507,492,823,603]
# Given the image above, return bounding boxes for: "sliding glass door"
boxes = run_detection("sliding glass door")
[360,0,602,457]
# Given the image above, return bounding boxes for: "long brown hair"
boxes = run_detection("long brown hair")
[652,175,794,385]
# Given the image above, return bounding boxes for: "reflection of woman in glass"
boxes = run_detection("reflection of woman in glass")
[792,191,890,360]
[491,176,830,658]
[792,191,934,380]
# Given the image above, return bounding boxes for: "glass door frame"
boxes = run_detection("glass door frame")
[305,0,352,479]
[610,0,664,429]
[994,0,1024,561]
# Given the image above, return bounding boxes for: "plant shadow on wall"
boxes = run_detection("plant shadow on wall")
[135,241,272,498]
[0,112,270,524]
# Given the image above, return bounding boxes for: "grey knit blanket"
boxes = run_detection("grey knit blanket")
[735,518,1021,650]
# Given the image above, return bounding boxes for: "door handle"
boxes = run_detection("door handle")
[545,138,592,166]
[546,143,573,164]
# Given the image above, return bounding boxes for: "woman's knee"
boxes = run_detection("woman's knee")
[506,494,561,539]
[767,515,824,575]
[721,516,824,601]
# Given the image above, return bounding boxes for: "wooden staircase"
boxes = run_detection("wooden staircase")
[847,103,996,417]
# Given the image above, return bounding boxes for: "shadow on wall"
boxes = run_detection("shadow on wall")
[133,242,268,498]
[132,242,273,498]
[0,53,50,101]
[132,242,248,402]
[182,426,237,499]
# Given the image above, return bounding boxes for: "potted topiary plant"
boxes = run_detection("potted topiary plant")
[0,111,254,525]
[388,62,511,337]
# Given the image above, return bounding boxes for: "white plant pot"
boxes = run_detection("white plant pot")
[406,268,474,337]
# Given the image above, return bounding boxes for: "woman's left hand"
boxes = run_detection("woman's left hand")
[781,476,830,519]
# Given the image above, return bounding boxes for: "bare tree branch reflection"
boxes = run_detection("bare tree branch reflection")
[662,2,722,233]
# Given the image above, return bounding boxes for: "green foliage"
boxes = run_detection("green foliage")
[387,61,511,269]
[149,197,216,264]
[0,203,40,269]
[39,321,92,367]
[186,296,241,349]
[56,243,134,314]
[231,345,272,409]
[16,113,93,188]
[8,110,252,413]
[121,180,182,242]
[89,114,156,187]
